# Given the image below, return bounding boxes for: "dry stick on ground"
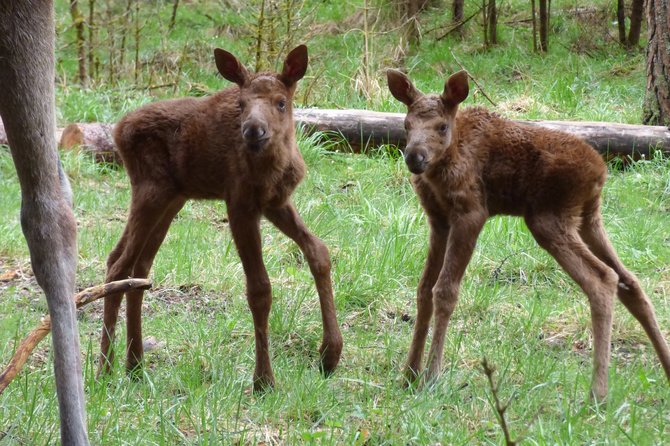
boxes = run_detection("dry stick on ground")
[449,51,497,107]
[0,278,151,395]
[482,358,518,446]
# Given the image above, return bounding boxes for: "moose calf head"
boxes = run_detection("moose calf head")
[387,69,469,174]
[214,45,308,153]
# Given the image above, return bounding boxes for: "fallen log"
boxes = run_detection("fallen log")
[59,122,119,164]
[294,109,670,158]
[0,278,151,394]
[4,110,669,161]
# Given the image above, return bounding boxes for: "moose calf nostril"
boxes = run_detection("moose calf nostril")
[242,124,267,141]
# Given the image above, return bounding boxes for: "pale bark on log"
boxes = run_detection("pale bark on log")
[0,278,151,394]
[3,111,670,161]
[294,109,670,158]
[59,122,119,164]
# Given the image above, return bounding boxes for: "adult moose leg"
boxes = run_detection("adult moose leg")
[405,223,448,383]
[579,205,670,381]
[264,202,343,374]
[526,213,619,401]
[425,213,486,382]
[0,2,89,443]
[229,205,275,391]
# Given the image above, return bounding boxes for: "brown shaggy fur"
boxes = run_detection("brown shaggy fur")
[387,69,670,401]
[99,46,342,391]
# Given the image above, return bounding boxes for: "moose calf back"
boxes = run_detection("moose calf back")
[455,106,608,216]
[113,86,302,203]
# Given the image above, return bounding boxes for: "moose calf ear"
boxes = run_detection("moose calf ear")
[387,69,421,106]
[214,48,249,87]
[441,70,469,108]
[280,45,308,87]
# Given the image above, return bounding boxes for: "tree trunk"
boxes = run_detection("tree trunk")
[642,0,670,126]
[59,122,119,164]
[617,0,627,44]
[452,0,464,37]
[627,0,645,47]
[531,0,537,51]
[482,0,488,45]
[538,0,548,52]
[70,0,87,86]
[87,0,97,82]
[405,0,429,43]
[487,0,497,45]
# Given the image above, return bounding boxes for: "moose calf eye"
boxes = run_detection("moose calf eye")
[278,99,286,111]
[439,124,448,133]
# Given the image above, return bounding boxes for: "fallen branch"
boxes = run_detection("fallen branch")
[0,278,151,394]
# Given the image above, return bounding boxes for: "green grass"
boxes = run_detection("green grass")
[1,142,669,445]
[2,0,670,444]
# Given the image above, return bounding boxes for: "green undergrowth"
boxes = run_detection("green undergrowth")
[1,140,669,444]
[2,0,669,444]
[51,0,648,125]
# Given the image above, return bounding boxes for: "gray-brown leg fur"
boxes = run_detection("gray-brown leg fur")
[0,2,89,444]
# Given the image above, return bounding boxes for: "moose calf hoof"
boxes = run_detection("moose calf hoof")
[252,374,276,394]
[589,387,608,406]
[96,356,114,380]
[319,341,343,376]
[422,364,442,387]
[402,367,422,389]
[126,362,145,382]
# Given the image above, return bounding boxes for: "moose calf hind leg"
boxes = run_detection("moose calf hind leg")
[616,275,670,380]
[580,214,670,382]
[304,238,342,376]
[527,215,618,401]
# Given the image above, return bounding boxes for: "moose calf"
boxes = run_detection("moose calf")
[99,45,342,391]
[387,69,670,400]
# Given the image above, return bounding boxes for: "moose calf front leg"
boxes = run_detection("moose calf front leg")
[425,215,485,383]
[405,226,448,383]
[265,203,343,374]
[229,209,275,391]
